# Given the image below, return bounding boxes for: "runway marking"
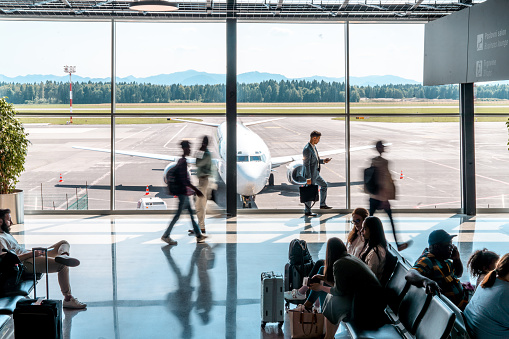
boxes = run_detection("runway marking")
[117,126,151,144]
[425,159,509,186]
[273,120,302,136]
[415,194,506,208]
[163,125,188,149]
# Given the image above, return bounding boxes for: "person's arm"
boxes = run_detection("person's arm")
[450,245,463,278]
[303,145,312,184]
[405,269,441,295]
[180,159,204,197]
[309,283,331,294]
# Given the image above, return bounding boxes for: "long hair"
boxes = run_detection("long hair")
[467,248,499,280]
[323,237,347,283]
[481,253,509,288]
[360,216,387,263]
[347,207,369,244]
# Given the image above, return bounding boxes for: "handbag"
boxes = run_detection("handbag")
[299,184,319,204]
[288,309,324,339]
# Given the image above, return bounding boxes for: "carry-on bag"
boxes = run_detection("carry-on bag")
[14,247,63,339]
[299,184,319,204]
[261,271,284,328]
[288,308,325,339]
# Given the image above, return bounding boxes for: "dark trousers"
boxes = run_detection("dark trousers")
[163,194,202,238]
[369,198,400,246]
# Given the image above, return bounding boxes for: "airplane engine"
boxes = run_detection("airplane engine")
[286,161,306,185]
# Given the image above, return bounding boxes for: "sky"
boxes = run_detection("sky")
[0,21,425,82]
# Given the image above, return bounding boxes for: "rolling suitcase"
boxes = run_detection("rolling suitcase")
[14,247,62,339]
[261,271,284,328]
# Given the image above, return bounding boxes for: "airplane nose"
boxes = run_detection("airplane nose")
[237,164,266,195]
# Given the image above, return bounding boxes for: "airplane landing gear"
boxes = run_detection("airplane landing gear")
[241,195,255,208]
[268,173,274,186]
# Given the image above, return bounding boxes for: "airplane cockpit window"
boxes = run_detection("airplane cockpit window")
[237,155,249,162]
[250,156,262,162]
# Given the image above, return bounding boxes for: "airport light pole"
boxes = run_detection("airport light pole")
[63,65,76,123]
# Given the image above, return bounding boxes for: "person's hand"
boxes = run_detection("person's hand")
[311,274,324,281]
[306,179,312,185]
[423,279,441,295]
[34,250,44,257]
[195,190,204,197]
[309,283,322,292]
[451,245,460,260]
[324,158,332,164]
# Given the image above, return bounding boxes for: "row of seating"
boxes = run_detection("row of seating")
[343,245,469,339]
[0,273,41,333]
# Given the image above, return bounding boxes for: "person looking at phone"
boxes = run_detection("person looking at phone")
[302,130,332,217]
[405,229,468,310]
[0,209,87,309]
[292,237,344,312]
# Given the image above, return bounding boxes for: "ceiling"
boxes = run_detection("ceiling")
[0,0,485,21]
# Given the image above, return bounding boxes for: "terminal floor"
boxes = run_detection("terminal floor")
[4,213,509,339]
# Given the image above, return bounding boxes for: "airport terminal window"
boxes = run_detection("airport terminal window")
[0,20,112,211]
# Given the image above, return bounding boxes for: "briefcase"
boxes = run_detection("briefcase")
[299,185,319,203]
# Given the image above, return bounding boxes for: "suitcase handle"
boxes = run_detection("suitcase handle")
[31,247,53,300]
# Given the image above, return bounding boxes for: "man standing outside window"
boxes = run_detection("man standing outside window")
[162,140,207,245]
[302,130,332,217]
[189,135,212,235]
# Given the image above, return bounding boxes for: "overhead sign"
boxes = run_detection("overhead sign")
[424,0,509,86]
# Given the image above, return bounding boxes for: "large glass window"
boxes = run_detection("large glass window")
[0,21,111,211]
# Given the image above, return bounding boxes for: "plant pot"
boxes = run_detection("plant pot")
[0,189,24,225]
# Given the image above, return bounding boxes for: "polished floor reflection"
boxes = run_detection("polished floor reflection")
[4,213,509,338]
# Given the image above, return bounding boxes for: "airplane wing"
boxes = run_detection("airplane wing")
[243,117,285,126]
[271,144,392,168]
[168,118,220,127]
[72,146,196,164]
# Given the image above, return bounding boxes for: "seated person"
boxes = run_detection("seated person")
[284,208,368,301]
[467,248,499,288]
[405,229,468,310]
[359,216,387,281]
[291,238,344,312]
[320,239,387,338]
[0,209,86,309]
[464,253,509,339]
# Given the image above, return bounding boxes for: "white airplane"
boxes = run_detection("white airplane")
[73,118,379,208]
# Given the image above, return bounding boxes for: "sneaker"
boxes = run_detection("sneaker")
[161,236,178,245]
[284,289,306,301]
[55,255,80,267]
[196,235,208,243]
[63,297,87,309]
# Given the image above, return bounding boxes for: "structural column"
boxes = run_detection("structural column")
[110,19,116,210]
[460,83,475,215]
[344,22,351,210]
[226,17,237,217]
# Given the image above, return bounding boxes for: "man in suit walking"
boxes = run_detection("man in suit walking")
[302,130,332,217]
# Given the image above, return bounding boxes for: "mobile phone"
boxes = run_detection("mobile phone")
[308,277,321,285]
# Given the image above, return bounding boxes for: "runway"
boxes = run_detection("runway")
[18,117,509,211]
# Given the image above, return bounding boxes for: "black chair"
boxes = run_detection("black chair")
[438,295,470,339]
[380,249,398,288]
[398,284,432,335]
[414,296,456,339]
[385,261,410,314]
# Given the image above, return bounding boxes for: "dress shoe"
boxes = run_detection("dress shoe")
[55,255,80,267]
[305,212,317,217]
[320,205,332,209]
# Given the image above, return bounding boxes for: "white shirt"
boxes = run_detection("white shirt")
[0,232,27,256]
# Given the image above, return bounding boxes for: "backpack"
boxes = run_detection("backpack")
[0,249,24,295]
[166,164,182,195]
[364,165,379,195]
[288,239,313,266]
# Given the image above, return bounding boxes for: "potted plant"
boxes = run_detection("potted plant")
[0,97,30,224]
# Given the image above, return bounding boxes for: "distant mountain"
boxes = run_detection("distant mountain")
[0,70,420,86]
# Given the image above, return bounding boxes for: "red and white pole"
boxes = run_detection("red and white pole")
[69,72,73,123]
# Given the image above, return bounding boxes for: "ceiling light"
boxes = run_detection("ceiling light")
[130,0,179,12]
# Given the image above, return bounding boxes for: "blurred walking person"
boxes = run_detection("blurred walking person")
[368,141,411,251]
[189,136,212,235]
[162,140,207,245]
[302,130,332,217]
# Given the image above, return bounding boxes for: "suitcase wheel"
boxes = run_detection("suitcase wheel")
[278,321,284,328]
[261,321,266,328]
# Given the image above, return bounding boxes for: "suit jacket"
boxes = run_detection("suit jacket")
[302,142,324,180]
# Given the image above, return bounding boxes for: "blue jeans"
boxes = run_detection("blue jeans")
[163,195,202,238]
[306,266,328,309]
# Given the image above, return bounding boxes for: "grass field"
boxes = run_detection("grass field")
[15,101,509,124]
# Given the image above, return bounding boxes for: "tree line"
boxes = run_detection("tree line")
[1,80,509,104]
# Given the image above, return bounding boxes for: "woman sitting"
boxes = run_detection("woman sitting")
[284,208,368,302]
[467,248,499,288]
[319,239,387,338]
[359,216,387,281]
[293,238,344,312]
[464,253,509,339]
